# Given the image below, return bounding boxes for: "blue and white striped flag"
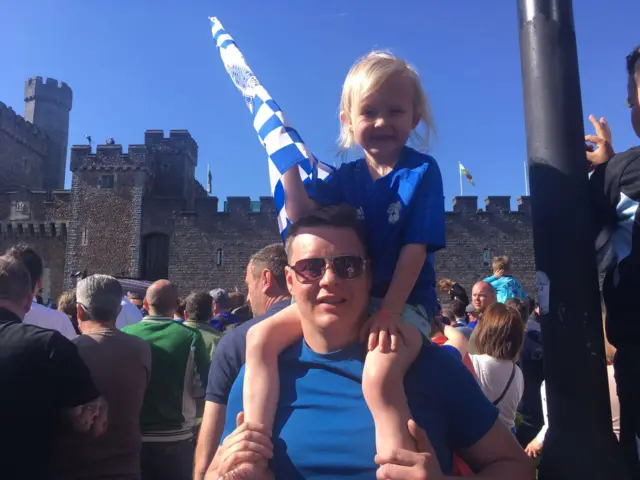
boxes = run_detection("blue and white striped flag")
[209,17,334,239]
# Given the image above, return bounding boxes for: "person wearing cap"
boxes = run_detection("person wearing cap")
[466,303,478,328]
[586,45,640,477]
[208,288,239,332]
[47,274,151,480]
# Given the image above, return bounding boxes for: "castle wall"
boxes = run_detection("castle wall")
[0,189,70,300]
[167,197,281,294]
[0,102,47,190]
[64,144,149,289]
[436,196,535,303]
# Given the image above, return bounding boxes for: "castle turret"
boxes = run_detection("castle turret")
[24,77,72,190]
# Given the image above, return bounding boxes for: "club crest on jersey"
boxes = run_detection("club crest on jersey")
[387,201,401,224]
[356,207,365,220]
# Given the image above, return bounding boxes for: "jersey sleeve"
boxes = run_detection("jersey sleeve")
[205,328,245,405]
[403,159,446,251]
[305,167,344,207]
[434,349,499,449]
[48,332,100,409]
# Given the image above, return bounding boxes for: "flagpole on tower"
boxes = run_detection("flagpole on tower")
[524,159,530,196]
[459,162,463,196]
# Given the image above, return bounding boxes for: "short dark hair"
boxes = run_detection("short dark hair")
[285,205,368,258]
[0,254,32,302]
[185,291,213,324]
[627,45,640,81]
[250,243,288,288]
[450,298,466,318]
[504,297,529,325]
[177,297,186,317]
[5,244,42,292]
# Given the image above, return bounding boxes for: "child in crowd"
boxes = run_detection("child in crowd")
[483,255,527,303]
[243,51,445,458]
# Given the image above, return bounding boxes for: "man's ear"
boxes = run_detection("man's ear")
[143,297,150,312]
[285,266,295,296]
[77,303,87,322]
[261,269,272,294]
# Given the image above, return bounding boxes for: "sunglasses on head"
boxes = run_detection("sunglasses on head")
[288,255,368,282]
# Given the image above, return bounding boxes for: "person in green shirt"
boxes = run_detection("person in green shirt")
[122,280,210,480]
[183,291,222,360]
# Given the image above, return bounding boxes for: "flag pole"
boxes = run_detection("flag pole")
[524,160,530,196]
[459,163,463,196]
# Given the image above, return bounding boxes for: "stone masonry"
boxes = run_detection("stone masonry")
[0,78,536,303]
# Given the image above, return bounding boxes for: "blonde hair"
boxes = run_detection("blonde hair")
[492,255,511,273]
[338,50,434,152]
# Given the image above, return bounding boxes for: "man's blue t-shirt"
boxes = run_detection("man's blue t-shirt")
[223,341,498,478]
[306,147,445,313]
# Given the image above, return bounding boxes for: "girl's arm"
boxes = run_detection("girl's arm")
[383,244,427,315]
[243,303,304,434]
[281,166,319,223]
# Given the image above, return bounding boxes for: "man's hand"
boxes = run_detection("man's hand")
[360,307,406,353]
[493,269,504,279]
[206,412,273,479]
[585,114,614,166]
[64,396,108,437]
[524,438,543,459]
[375,419,444,480]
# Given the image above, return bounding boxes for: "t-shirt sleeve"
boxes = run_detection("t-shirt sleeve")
[205,329,244,405]
[435,349,499,449]
[305,167,344,207]
[441,345,462,362]
[193,331,211,394]
[403,159,446,251]
[48,332,100,409]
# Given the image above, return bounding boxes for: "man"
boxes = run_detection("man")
[451,298,473,340]
[128,291,144,310]
[123,280,210,480]
[468,281,497,354]
[194,243,290,480]
[48,275,151,480]
[184,291,222,359]
[0,255,107,479]
[116,294,143,329]
[586,45,640,476]
[208,288,238,331]
[6,244,77,339]
[211,206,532,479]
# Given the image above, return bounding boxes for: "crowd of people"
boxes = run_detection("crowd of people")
[1,40,638,480]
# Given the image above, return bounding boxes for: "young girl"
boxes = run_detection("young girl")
[243,50,445,458]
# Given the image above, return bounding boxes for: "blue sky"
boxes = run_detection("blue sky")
[1,1,638,211]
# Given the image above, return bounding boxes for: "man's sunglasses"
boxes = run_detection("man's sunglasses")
[288,255,368,282]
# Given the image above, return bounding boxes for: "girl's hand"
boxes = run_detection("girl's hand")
[360,307,407,353]
[524,438,543,458]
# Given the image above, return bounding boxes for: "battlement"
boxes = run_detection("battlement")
[24,77,72,110]
[451,196,531,215]
[0,101,50,156]
[144,130,198,165]
[70,144,151,172]
[0,221,67,238]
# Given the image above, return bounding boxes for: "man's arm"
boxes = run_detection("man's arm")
[458,419,535,479]
[194,401,227,480]
[194,332,212,397]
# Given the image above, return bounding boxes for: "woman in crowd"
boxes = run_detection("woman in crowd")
[470,302,525,432]
[438,278,469,306]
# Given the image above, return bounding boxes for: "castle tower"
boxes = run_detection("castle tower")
[23,77,72,190]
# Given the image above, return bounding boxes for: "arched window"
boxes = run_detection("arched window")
[142,233,170,281]
[216,248,223,266]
